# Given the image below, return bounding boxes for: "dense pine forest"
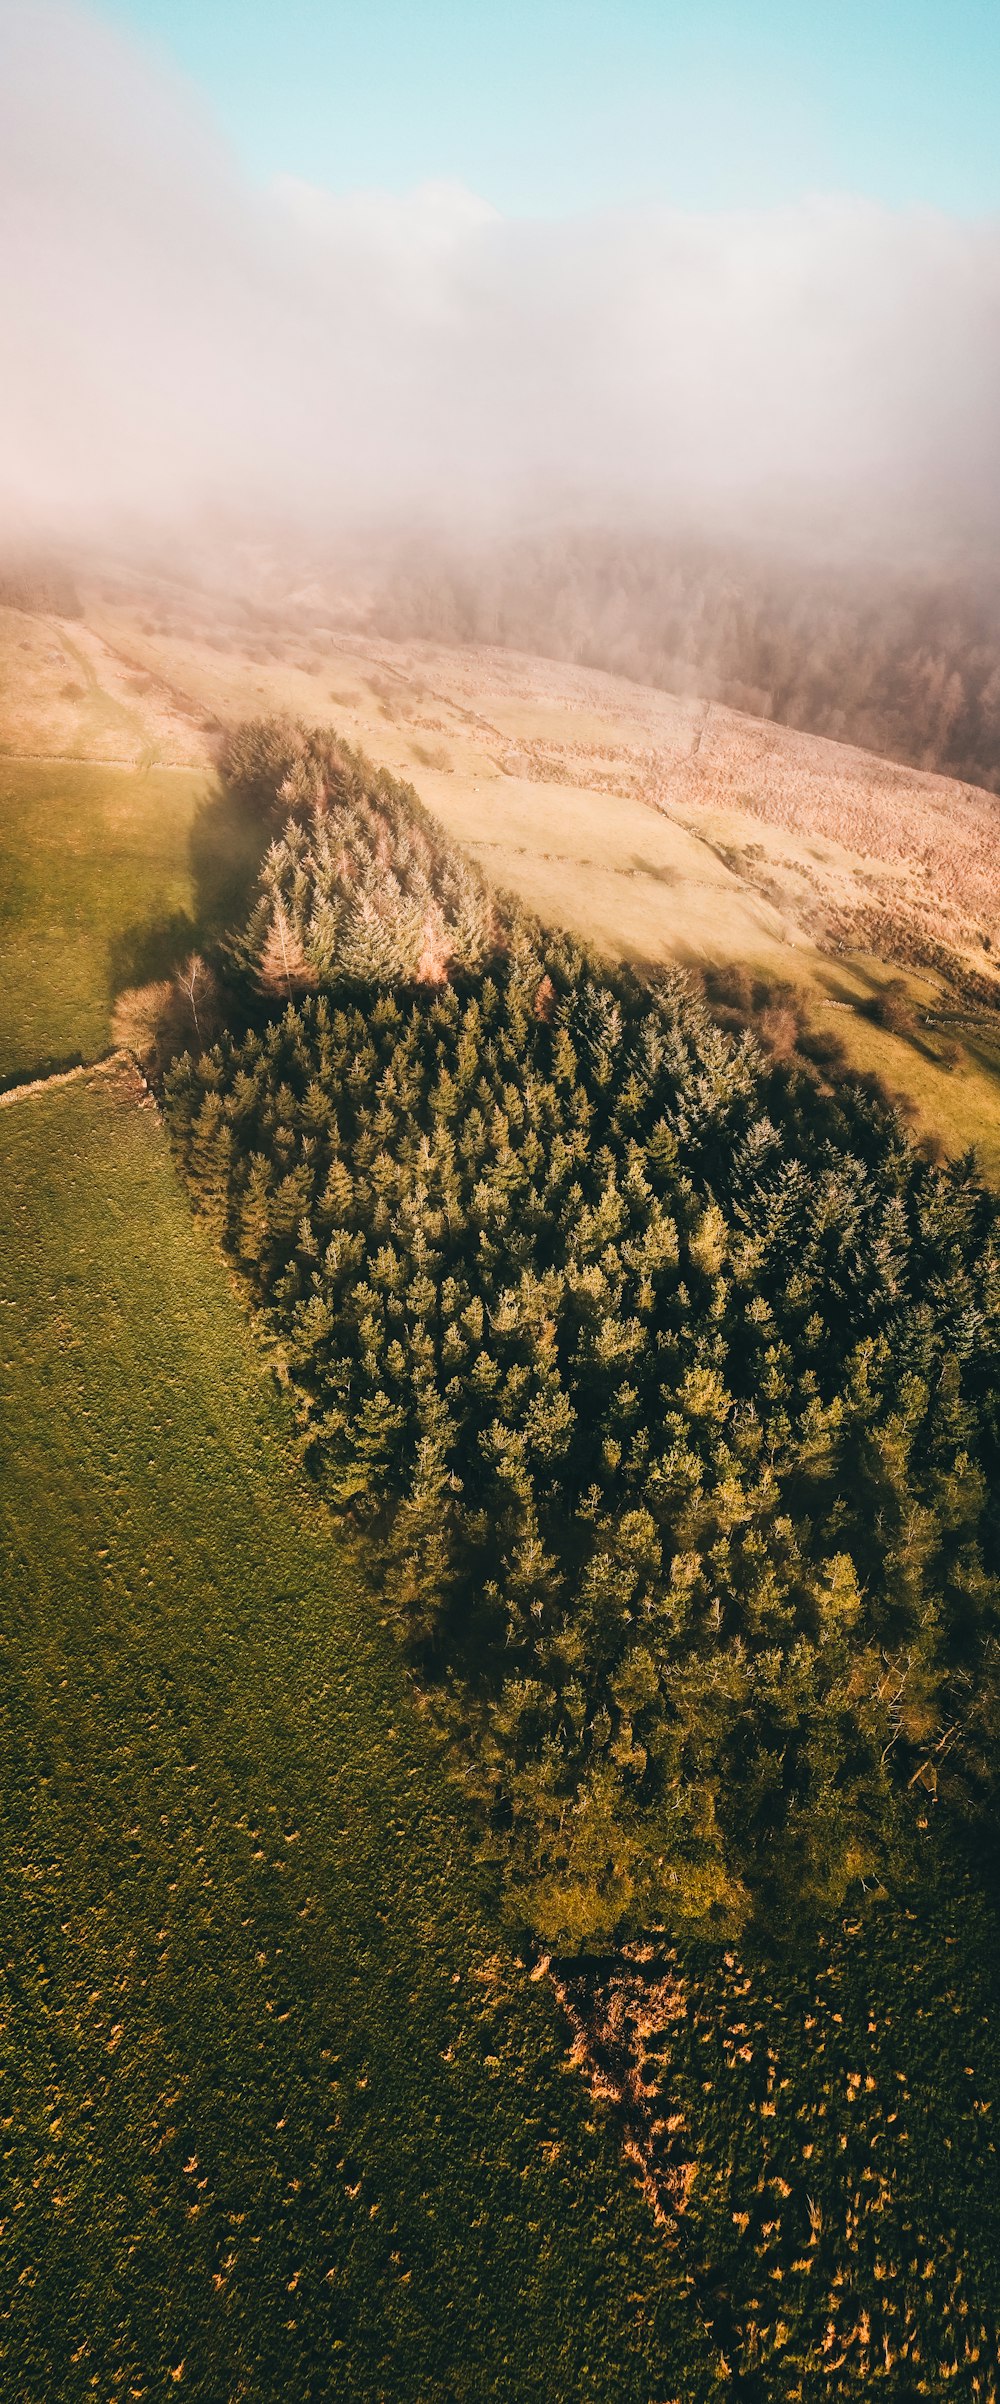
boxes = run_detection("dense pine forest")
[166,721,1000,1949]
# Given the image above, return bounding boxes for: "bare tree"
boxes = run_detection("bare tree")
[178,953,208,1042]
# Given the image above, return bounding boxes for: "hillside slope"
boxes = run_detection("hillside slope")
[5,571,1000,1166]
[0,1060,717,2402]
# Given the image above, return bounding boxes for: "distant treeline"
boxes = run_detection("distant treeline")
[166,722,1000,1948]
[0,556,81,617]
[370,532,1000,792]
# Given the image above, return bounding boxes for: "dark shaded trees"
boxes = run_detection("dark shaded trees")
[165,732,1000,1948]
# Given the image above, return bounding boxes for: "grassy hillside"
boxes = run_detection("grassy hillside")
[0,1062,717,2404]
[5,583,1000,1167]
[561,1882,1000,2392]
[0,758,263,1084]
[82,583,1000,1177]
[0,759,200,1079]
[2,633,999,2398]
[0,602,207,766]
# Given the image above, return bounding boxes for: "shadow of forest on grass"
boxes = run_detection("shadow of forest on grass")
[108,781,269,998]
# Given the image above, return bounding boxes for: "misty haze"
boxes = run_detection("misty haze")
[3,3,1000,2398]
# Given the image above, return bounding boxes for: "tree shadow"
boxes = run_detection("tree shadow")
[631,854,680,887]
[109,909,200,991]
[1,1049,87,1096]
[108,782,271,997]
[189,781,271,943]
[813,957,950,1065]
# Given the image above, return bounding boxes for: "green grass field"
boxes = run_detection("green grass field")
[0,761,202,1081]
[670,1889,1000,2390]
[0,1065,718,2404]
[0,761,264,1087]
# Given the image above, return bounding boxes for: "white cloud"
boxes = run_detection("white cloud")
[2,0,999,558]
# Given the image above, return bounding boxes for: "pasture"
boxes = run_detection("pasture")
[680,1894,1000,2391]
[0,1064,716,2403]
[559,1879,1000,2394]
[0,760,201,1080]
[0,758,261,1085]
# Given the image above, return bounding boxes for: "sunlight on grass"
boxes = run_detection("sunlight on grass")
[0,1067,716,2403]
[0,761,205,1079]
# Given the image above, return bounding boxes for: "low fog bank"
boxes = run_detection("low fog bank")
[5,1,1000,785]
[365,529,1000,792]
[4,0,1000,564]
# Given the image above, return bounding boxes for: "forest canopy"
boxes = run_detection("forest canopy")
[166,722,1000,1947]
[219,720,498,995]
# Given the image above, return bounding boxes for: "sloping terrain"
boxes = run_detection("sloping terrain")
[554,1894,1000,2394]
[3,593,1000,2399]
[5,565,999,1168]
[0,1061,717,2403]
[78,571,1000,980]
[0,601,209,767]
[0,759,211,1082]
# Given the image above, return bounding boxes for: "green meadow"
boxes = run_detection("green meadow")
[0,760,261,1085]
[0,1066,718,2403]
[660,1888,1000,2388]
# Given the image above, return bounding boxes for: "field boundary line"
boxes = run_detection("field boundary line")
[0,750,201,771]
[0,1049,148,1111]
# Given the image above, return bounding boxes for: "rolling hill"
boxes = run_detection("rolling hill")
[3,575,1000,2396]
[5,563,1000,1168]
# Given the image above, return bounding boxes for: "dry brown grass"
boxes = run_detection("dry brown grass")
[0,605,209,767]
[7,566,1000,1167]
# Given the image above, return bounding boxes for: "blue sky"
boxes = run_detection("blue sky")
[106,0,1000,216]
[5,2,999,546]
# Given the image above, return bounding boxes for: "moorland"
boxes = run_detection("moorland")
[8,560,1000,1166]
